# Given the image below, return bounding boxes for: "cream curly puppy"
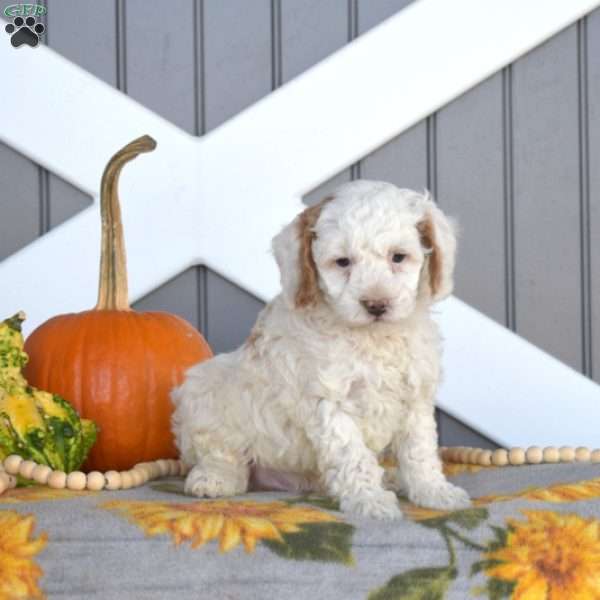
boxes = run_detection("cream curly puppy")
[171,180,471,519]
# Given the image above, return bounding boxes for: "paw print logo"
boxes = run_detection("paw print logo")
[5,16,45,47]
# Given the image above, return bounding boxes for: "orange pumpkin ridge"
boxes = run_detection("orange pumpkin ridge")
[23,136,213,472]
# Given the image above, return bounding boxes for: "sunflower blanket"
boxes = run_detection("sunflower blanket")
[2,461,600,600]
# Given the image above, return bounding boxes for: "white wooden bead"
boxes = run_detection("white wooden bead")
[492,449,508,466]
[48,471,67,489]
[453,447,466,462]
[105,470,122,490]
[86,471,105,491]
[453,447,466,463]
[477,450,492,466]
[559,446,575,462]
[508,448,525,465]
[575,447,591,462]
[466,448,479,463]
[179,461,191,476]
[542,447,560,463]
[18,460,37,479]
[143,464,158,480]
[590,449,600,463]
[4,454,23,475]
[0,473,16,490]
[470,449,484,464]
[129,469,144,487]
[156,459,170,477]
[165,459,177,476]
[32,464,52,484]
[525,446,543,464]
[440,447,453,462]
[133,463,150,477]
[0,472,16,491]
[452,447,464,463]
[120,471,134,489]
[438,447,448,460]
[146,462,161,479]
[441,448,453,461]
[66,471,87,491]
[137,468,150,484]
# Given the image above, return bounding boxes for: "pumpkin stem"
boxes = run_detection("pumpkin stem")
[95,135,157,311]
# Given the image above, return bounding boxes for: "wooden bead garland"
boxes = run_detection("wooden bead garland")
[441,445,600,467]
[0,453,191,495]
[2,444,600,496]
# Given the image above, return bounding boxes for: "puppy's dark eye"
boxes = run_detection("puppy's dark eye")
[336,258,351,268]
[392,253,406,263]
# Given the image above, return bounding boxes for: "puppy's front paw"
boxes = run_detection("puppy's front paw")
[184,467,244,498]
[408,480,471,511]
[341,490,403,520]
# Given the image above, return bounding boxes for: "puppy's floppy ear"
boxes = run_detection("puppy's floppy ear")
[416,192,457,302]
[271,197,332,309]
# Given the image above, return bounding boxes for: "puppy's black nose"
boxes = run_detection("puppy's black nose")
[360,299,388,317]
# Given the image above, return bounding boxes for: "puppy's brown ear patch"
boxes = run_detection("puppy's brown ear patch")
[417,216,442,297]
[295,197,333,308]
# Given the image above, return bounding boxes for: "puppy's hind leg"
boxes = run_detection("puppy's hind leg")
[184,432,250,498]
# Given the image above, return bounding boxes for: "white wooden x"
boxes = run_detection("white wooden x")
[1,0,599,446]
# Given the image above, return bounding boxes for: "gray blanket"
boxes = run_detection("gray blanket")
[3,461,600,599]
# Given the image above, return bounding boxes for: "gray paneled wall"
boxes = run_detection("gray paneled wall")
[2,1,600,449]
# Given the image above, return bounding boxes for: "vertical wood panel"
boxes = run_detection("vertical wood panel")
[47,176,92,229]
[45,0,118,87]
[438,410,499,449]
[203,0,272,132]
[0,144,40,260]
[125,0,197,134]
[588,9,600,383]
[205,269,265,354]
[132,268,202,333]
[578,19,593,379]
[358,0,415,34]
[280,0,347,83]
[511,25,583,371]
[436,73,506,324]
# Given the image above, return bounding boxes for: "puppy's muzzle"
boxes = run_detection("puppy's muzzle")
[360,298,389,317]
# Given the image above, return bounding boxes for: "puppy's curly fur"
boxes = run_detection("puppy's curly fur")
[171,181,470,519]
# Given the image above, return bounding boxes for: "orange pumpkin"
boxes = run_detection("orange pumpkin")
[23,136,212,472]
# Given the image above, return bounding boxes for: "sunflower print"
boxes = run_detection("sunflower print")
[102,498,342,554]
[483,510,600,599]
[475,476,600,506]
[0,485,93,504]
[0,511,47,600]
